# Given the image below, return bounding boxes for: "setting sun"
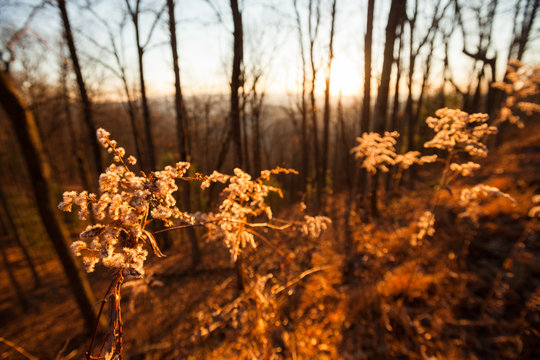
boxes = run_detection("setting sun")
[319,56,363,96]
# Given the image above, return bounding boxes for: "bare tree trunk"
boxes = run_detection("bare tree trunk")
[86,7,146,169]
[321,0,337,199]
[374,0,406,133]
[126,0,162,171]
[250,78,264,176]
[60,55,94,196]
[110,46,145,169]
[136,19,156,170]
[241,82,251,173]
[293,0,309,192]
[57,0,103,175]
[386,20,404,199]
[405,0,418,152]
[361,0,374,134]
[390,21,404,133]
[357,0,375,213]
[230,1,245,287]
[230,0,244,168]
[122,85,145,170]
[167,0,200,268]
[414,35,436,130]
[371,0,406,217]
[516,0,539,60]
[0,70,98,332]
[308,0,322,207]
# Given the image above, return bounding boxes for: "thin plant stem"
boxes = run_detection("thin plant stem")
[86,270,122,360]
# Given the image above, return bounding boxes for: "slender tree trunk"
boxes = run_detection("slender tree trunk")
[123,89,145,170]
[106,21,145,169]
[230,0,244,168]
[390,21,403,133]
[167,0,200,267]
[251,84,264,176]
[516,0,539,60]
[308,0,322,207]
[60,57,94,196]
[374,0,406,133]
[357,0,375,213]
[361,0,374,134]
[133,12,156,171]
[117,68,144,170]
[57,0,103,175]
[0,70,98,332]
[415,37,436,126]
[230,0,245,285]
[386,21,404,198]
[321,0,337,198]
[405,0,418,152]
[371,0,406,217]
[241,83,251,173]
[293,0,309,192]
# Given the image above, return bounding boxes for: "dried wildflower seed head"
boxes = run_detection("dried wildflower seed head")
[424,108,497,157]
[351,131,399,174]
[301,216,332,238]
[459,184,516,205]
[459,184,516,224]
[200,167,297,262]
[528,195,540,218]
[59,129,196,276]
[394,151,438,170]
[449,161,481,177]
[492,61,540,128]
[411,211,435,246]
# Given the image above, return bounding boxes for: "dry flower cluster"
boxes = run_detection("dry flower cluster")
[57,129,331,359]
[459,184,517,224]
[492,60,540,127]
[350,131,436,174]
[301,215,332,238]
[199,167,298,261]
[350,107,509,246]
[410,211,435,246]
[348,108,515,245]
[529,195,540,218]
[423,108,497,157]
[59,129,194,276]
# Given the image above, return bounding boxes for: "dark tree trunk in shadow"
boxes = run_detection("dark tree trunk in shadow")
[321,0,337,202]
[230,0,244,168]
[0,70,98,332]
[167,0,200,268]
[57,0,103,176]
[293,0,309,194]
[371,0,406,217]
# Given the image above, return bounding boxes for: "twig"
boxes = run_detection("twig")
[154,218,293,235]
[249,228,287,257]
[0,337,38,360]
[272,265,332,295]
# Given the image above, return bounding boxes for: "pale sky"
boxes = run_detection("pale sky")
[1,0,538,102]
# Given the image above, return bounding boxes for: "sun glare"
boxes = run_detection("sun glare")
[317,56,362,96]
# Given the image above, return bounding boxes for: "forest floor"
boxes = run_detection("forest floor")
[1,121,540,359]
